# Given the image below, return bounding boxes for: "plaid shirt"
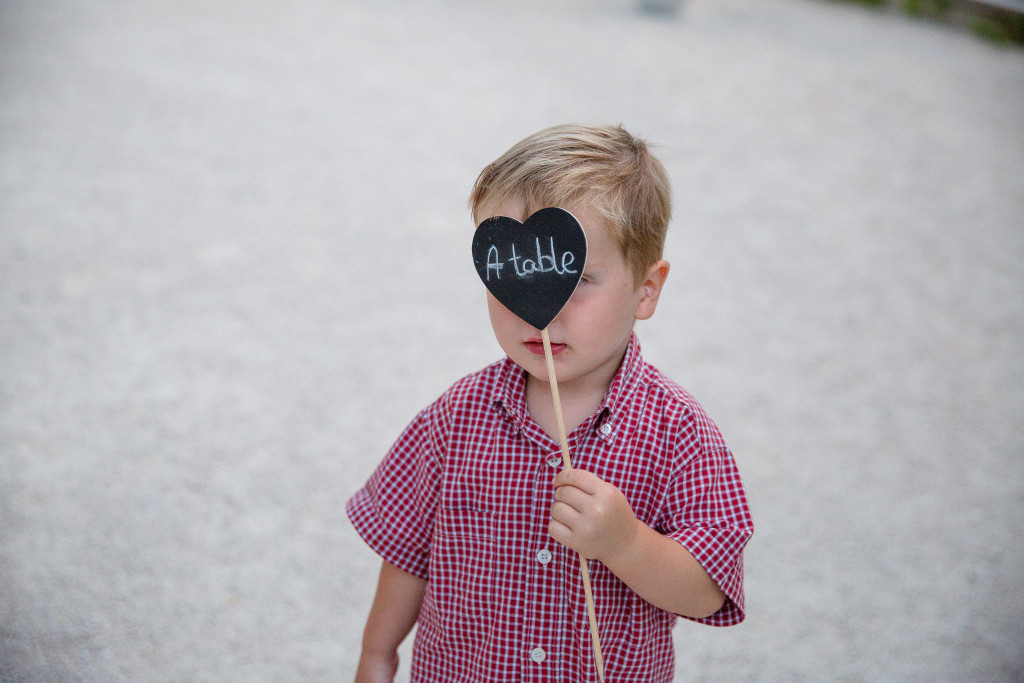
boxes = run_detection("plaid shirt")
[347,335,753,682]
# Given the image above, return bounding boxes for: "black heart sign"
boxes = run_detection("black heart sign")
[472,207,588,330]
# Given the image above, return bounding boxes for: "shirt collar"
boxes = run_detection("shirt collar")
[490,332,646,434]
[492,354,530,428]
[599,332,645,421]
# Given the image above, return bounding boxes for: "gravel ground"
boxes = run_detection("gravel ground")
[2,0,1023,680]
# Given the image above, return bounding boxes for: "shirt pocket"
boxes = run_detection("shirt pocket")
[430,503,498,632]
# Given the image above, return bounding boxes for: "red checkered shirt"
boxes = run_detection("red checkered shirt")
[347,334,753,682]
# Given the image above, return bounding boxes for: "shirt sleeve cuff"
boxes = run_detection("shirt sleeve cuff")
[346,488,431,581]
[671,523,751,626]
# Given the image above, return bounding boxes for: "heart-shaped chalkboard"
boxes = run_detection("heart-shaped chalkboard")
[472,207,588,330]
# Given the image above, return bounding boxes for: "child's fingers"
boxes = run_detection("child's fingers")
[549,499,604,559]
[552,482,590,512]
[552,467,601,492]
[550,499,581,526]
[547,516,574,548]
[549,498,584,542]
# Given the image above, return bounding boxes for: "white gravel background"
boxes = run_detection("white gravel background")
[1,0,1022,680]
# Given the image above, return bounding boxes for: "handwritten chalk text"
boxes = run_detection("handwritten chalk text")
[485,237,578,281]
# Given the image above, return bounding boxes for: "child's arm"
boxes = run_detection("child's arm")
[354,561,428,683]
[549,469,726,619]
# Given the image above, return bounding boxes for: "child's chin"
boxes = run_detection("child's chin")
[520,364,552,384]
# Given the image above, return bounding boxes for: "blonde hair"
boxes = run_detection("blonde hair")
[469,123,672,288]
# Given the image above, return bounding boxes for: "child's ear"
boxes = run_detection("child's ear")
[635,260,670,321]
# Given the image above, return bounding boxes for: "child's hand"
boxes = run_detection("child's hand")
[549,469,639,562]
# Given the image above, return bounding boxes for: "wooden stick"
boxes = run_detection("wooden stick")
[541,328,605,682]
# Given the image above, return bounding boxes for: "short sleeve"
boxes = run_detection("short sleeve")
[663,446,753,626]
[346,402,447,580]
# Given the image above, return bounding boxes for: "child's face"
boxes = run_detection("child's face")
[482,198,669,397]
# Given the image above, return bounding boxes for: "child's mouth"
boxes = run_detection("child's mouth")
[525,339,566,356]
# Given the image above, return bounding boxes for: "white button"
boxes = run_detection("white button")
[530,647,546,663]
[546,455,561,468]
[599,423,613,436]
[536,548,552,565]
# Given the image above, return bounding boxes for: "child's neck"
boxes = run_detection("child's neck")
[525,373,609,442]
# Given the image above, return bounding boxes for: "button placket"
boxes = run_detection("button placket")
[525,451,562,678]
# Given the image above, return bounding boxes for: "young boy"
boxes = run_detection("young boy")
[347,124,753,682]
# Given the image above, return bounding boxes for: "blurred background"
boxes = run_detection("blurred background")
[1,0,1022,680]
